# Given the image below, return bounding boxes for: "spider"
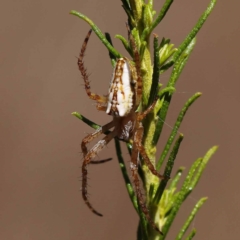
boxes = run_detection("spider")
[77,27,164,235]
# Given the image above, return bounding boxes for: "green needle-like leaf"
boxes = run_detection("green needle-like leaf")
[137,221,148,240]
[160,37,196,74]
[114,139,139,213]
[184,146,218,199]
[160,0,215,73]
[121,0,131,13]
[172,0,216,63]
[150,0,174,31]
[72,112,102,130]
[175,39,196,76]
[154,134,184,204]
[148,34,160,106]
[70,10,122,58]
[164,134,184,180]
[115,34,133,57]
[182,158,202,197]
[168,167,184,191]
[158,87,175,98]
[141,0,174,41]
[159,37,169,49]
[168,37,196,87]
[185,228,197,240]
[156,93,201,170]
[161,146,217,237]
[138,208,148,240]
[105,32,117,66]
[176,197,207,239]
[153,92,171,145]
[153,37,195,145]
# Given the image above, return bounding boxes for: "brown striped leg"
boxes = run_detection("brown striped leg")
[81,121,115,157]
[134,123,164,180]
[96,104,107,112]
[82,129,117,216]
[78,29,108,103]
[90,158,112,164]
[130,140,163,235]
[81,128,102,158]
[137,97,158,121]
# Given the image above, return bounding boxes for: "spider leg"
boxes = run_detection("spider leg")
[96,104,107,112]
[137,96,158,121]
[81,121,115,157]
[82,129,117,216]
[135,122,164,180]
[130,141,163,235]
[89,158,112,164]
[78,29,108,103]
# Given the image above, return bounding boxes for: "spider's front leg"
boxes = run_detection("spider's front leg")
[78,29,108,105]
[82,129,117,216]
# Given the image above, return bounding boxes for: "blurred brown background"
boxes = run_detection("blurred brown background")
[0,0,239,239]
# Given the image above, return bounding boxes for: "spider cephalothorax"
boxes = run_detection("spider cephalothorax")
[78,28,164,235]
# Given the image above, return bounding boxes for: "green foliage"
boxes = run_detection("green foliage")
[70,0,217,239]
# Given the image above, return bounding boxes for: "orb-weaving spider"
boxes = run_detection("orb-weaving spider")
[78,27,164,235]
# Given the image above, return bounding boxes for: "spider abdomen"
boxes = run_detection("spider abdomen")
[106,58,135,117]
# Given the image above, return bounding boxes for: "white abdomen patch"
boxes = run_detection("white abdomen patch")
[106,58,135,117]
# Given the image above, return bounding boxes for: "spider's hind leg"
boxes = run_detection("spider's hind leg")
[78,29,108,104]
[135,123,165,180]
[130,142,163,235]
[89,158,112,164]
[82,128,117,216]
[137,96,159,121]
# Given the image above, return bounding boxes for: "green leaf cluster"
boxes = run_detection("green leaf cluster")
[70,0,217,239]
